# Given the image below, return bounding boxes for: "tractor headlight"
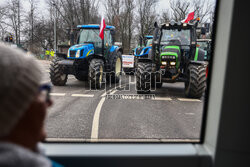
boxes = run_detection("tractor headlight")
[170,62,176,66]
[183,23,187,27]
[162,61,167,65]
[75,50,80,58]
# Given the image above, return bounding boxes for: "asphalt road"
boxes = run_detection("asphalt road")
[39,60,204,142]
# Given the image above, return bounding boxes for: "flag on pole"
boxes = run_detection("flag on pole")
[184,11,195,23]
[99,17,106,39]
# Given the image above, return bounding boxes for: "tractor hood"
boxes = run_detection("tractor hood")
[135,46,152,57]
[67,43,94,59]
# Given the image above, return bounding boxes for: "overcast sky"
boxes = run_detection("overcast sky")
[1,0,215,21]
[1,0,171,17]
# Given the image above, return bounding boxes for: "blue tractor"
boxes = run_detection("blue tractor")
[50,25,123,88]
[133,35,153,68]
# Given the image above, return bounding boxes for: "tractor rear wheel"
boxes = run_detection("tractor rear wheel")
[88,59,104,89]
[50,57,68,86]
[111,52,122,83]
[185,64,206,98]
[136,62,152,93]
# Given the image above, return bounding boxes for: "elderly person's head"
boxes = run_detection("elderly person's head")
[0,43,52,151]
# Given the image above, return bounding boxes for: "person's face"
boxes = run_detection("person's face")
[24,91,53,142]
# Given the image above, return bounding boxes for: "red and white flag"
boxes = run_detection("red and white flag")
[99,17,106,39]
[183,11,195,23]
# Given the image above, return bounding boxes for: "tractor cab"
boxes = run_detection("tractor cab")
[144,35,153,47]
[134,35,153,56]
[196,39,212,61]
[155,21,206,73]
[67,25,116,59]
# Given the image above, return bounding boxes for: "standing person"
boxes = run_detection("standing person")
[0,43,62,167]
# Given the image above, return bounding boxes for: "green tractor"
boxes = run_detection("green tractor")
[136,20,207,98]
[50,25,123,89]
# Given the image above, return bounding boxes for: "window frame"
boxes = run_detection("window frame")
[42,0,236,166]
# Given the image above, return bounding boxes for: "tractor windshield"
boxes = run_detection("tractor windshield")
[161,29,191,46]
[197,41,208,49]
[79,29,102,47]
[146,39,152,46]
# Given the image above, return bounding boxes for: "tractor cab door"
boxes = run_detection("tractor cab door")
[104,30,113,60]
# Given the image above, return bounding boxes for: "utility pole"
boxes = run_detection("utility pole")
[53,3,57,53]
[29,0,34,52]
[17,0,20,45]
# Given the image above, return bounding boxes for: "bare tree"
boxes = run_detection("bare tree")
[104,0,135,53]
[104,0,122,41]
[123,0,135,52]
[192,0,214,23]
[170,0,190,22]
[5,0,22,44]
[136,0,159,45]
[0,5,8,40]
[160,9,171,23]
[27,0,36,51]
[49,0,100,28]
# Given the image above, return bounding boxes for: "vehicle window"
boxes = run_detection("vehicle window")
[197,42,208,49]
[104,30,112,46]
[0,0,216,143]
[79,29,102,47]
[146,39,152,46]
[161,29,191,45]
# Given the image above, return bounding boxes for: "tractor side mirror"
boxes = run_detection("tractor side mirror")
[154,22,159,28]
[110,30,115,36]
[201,27,206,35]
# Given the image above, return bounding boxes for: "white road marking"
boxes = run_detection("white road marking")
[101,89,113,97]
[50,93,66,96]
[154,97,172,101]
[110,90,117,95]
[91,89,117,140]
[91,97,105,139]
[71,94,94,97]
[46,138,200,143]
[185,113,195,115]
[178,98,201,102]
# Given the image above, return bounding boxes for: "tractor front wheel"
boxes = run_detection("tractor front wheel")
[185,64,206,98]
[111,52,122,83]
[88,59,104,89]
[50,57,68,86]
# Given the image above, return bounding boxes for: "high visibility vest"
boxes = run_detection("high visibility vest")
[45,50,55,56]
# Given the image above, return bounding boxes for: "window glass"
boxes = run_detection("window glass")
[104,30,112,46]
[0,0,216,143]
[161,29,191,45]
[79,29,102,47]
